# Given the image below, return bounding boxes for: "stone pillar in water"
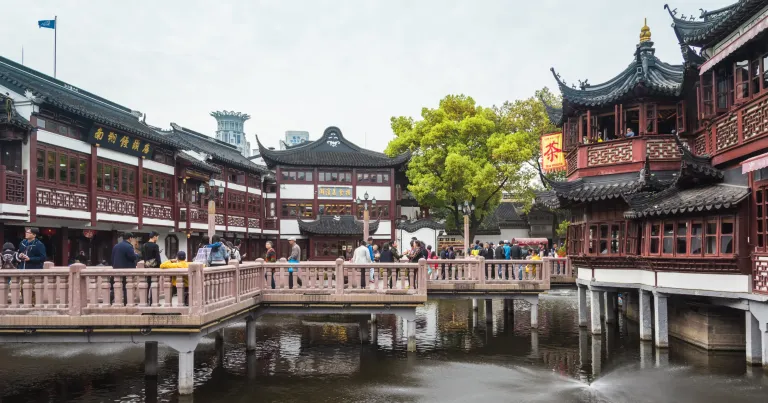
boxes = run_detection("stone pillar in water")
[246,317,258,352]
[589,288,602,335]
[577,285,588,327]
[605,292,617,324]
[530,297,539,329]
[371,319,378,344]
[530,330,539,358]
[746,311,762,365]
[639,341,653,369]
[485,299,493,324]
[215,329,225,365]
[591,334,602,376]
[406,319,416,352]
[472,298,478,311]
[359,319,370,344]
[144,341,158,377]
[598,290,606,320]
[639,289,652,341]
[653,292,669,348]
[178,350,195,395]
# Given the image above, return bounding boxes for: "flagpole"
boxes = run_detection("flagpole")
[54,16,57,78]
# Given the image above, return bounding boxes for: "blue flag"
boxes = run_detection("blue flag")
[38,20,56,29]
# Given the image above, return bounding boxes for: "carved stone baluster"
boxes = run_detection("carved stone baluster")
[113,276,124,307]
[56,275,67,308]
[9,277,20,307]
[151,275,160,307]
[21,277,33,308]
[176,276,186,306]
[203,273,210,304]
[0,275,8,308]
[100,276,111,307]
[138,276,148,307]
[408,268,414,290]
[33,276,44,307]
[163,275,172,306]
[373,265,379,291]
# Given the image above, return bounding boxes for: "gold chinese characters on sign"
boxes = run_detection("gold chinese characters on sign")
[88,125,153,158]
[317,186,353,199]
[540,132,566,173]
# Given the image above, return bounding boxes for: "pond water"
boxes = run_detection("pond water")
[1,289,766,402]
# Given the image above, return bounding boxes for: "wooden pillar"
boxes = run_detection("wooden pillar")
[60,227,69,266]
[223,167,229,232]
[586,110,592,142]
[89,145,98,226]
[137,158,144,230]
[173,165,179,232]
[0,222,5,249]
[28,129,38,222]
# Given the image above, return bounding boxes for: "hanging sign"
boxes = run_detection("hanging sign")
[317,186,353,199]
[541,132,566,172]
[87,126,153,158]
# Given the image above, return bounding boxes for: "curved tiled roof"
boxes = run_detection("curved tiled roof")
[0,94,33,131]
[624,184,749,218]
[177,151,222,174]
[551,41,684,109]
[664,1,768,48]
[0,56,180,148]
[539,95,564,127]
[162,124,270,175]
[257,126,410,169]
[396,218,445,232]
[297,215,379,235]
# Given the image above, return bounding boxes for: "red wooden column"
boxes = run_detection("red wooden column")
[137,158,144,230]
[390,167,395,242]
[586,110,592,142]
[223,167,229,232]
[275,166,281,256]
[60,227,69,266]
[173,164,180,232]
[89,145,98,226]
[28,128,38,222]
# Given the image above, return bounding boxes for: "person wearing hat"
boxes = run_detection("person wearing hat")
[18,227,47,270]
[160,251,190,304]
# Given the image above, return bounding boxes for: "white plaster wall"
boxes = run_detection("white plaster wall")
[38,207,90,220]
[143,218,174,227]
[577,267,591,280]
[97,147,138,166]
[657,272,750,293]
[228,226,247,233]
[37,130,92,153]
[396,227,440,250]
[593,269,643,284]
[247,188,262,195]
[280,219,301,235]
[373,220,391,237]
[265,193,276,199]
[400,206,420,220]
[97,212,136,223]
[281,184,315,200]
[354,186,390,201]
[228,183,247,193]
[143,160,174,175]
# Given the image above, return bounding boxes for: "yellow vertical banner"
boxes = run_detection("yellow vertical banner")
[541,132,566,172]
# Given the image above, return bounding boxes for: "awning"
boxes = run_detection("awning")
[511,237,549,246]
[742,152,768,174]
[701,14,768,74]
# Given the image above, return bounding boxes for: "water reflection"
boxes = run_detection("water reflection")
[0,291,767,402]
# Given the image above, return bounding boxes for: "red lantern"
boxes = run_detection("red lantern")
[83,229,96,239]
[41,228,57,237]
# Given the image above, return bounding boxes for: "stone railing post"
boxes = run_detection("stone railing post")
[188,263,204,315]
[335,258,344,295]
[418,258,427,294]
[255,258,265,292]
[43,261,54,270]
[137,261,145,269]
[478,257,485,284]
[68,263,85,316]
[233,261,241,303]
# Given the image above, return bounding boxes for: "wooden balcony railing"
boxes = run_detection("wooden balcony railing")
[264,217,278,230]
[567,135,681,178]
[708,92,768,163]
[0,167,26,205]
[570,255,743,274]
[753,252,768,295]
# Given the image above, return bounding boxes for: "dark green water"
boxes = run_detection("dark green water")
[1,289,766,402]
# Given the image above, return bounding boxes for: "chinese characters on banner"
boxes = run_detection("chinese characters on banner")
[540,132,566,172]
[317,186,353,199]
[87,126,153,158]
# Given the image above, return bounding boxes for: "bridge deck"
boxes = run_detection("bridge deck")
[0,258,570,331]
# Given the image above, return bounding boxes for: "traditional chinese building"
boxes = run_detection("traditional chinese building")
[538,1,768,355]
[0,55,273,265]
[257,127,410,260]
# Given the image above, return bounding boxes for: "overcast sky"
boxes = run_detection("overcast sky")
[1,0,725,152]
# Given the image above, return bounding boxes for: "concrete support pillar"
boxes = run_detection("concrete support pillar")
[503,299,509,315]
[599,290,605,320]
[639,289,652,341]
[507,299,514,316]
[605,292,617,324]
[760,323,768,367]
[530,297,539,329]
[653,292,669,348]
[178,351,195,395]
[144,341,158,377]
[530,330,539,358]
[485,299,493,324]
[591,335,602,376]
[746,311,762,366]
[246,317,257,352]
[215,329,225,365]
[370,313,377,323]
[589,289,602,335]
[406,319,416,352]
[359,320,370,344]
[577,285,588,328]
[472,298,478,311]
[655,348,669,367]
[639,341,653,369]
[578,329,589,369]
[371,320,378,344]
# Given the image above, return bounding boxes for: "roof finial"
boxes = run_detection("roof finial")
[639,18,652,43]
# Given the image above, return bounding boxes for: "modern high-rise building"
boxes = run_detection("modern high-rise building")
[280,130,310,149]
[211,111,251,157]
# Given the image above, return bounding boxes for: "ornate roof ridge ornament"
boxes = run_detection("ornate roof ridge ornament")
[639,18,652,42]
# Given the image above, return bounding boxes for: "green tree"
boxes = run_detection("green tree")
[385,94,535,241]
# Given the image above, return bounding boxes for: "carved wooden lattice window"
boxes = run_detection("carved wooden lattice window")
[37,145,88,190]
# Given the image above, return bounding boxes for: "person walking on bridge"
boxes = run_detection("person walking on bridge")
[354,239,372,288]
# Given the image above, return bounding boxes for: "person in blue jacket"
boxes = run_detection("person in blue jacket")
[111,232,138,269]
[18,227,47,269]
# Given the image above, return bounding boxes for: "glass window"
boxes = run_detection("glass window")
[79,159,87,187]
[128,170,135,195]
[68,156,77,184]
[716,67,733,109]
[142,173,148,197]
[691,222,702,255]
[705,220,718,255]
[721,218,734,254]
[650,223,660,254]
[662,222,674,254]
[104,164,112,191]
[676,222,687,254]
[112,166,119,193]
[751,59,761,96]
[701,72,714,116]
[735,60,750,101]
[763,53,768,91]
[610,224,620,254]
[36,150,45,180]
[122,169,129,195]
[46,151,55,181]
[59,153,67,183]
[97,163,103,189]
